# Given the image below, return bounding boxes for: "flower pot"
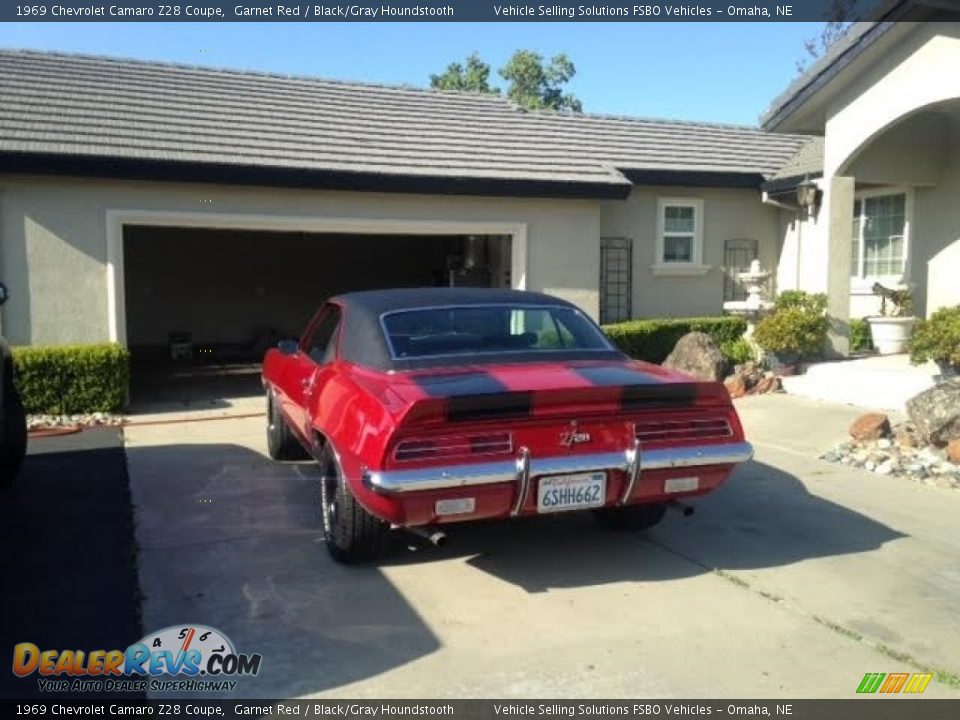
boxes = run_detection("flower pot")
[866,316,917,355]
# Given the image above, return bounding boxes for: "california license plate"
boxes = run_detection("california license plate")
[537,472,606,513]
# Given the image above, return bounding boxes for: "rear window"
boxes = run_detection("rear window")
[381,305,613,359]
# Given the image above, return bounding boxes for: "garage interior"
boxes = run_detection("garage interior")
[123,225,512,407]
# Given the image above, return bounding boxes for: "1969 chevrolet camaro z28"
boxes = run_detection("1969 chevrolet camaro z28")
[262,288,753,563]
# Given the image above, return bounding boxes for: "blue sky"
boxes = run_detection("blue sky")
[0,22,822,126]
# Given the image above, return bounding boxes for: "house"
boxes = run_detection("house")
[2,6,957,368]
[0,49,808,358]
[762,2,960,354]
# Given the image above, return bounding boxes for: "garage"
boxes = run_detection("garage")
[121,224,513,406]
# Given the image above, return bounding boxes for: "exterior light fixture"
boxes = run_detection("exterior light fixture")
[795,175,818,211]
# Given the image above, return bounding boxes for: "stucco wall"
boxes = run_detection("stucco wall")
[915,124,960,316]
[0,175,601,346]
[777,22,960,322]
[600,186,780,318]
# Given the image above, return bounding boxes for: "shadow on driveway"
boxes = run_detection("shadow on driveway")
[384,460,906,593]
[125,443,440,698]
[0,429,143,699]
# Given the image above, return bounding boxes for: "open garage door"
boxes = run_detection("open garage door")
[123,226,512,408]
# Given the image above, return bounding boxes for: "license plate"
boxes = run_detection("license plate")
[537,472,606,513]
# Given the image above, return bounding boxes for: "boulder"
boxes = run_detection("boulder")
[752,375,782,395]
[662,332,727,382]
[906,379,960,446]
[948,439,960,464]
[724,374,747,399]
[848,412,890,441]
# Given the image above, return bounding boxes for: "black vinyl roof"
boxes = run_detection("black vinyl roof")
[333,287,623,371]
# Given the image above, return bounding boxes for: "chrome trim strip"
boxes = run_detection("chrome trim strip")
[639,442,754,471]
[362,442,753,494]
[620,436,641,505]
[511,447,531,516]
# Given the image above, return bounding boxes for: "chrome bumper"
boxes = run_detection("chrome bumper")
[363,442,754,501]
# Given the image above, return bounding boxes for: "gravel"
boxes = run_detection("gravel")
[819,422,960,490]
[27,413,126,430]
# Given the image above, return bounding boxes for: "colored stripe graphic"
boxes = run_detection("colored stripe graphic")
[856,671,932,694]
[880,672,909,693]
[857,673,885,693]
[903,673,933,694]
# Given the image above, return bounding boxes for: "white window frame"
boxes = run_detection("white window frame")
[652,197,710,276]
[850,186,913,294]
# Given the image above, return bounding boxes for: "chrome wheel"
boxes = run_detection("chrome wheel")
[319,455,340,536]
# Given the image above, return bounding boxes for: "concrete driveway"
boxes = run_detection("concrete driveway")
[124,394,960,699]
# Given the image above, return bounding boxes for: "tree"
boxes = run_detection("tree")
[796,1,856,73]
[499,50,582,113]
[429,49,583,113]
[429,52,499,95]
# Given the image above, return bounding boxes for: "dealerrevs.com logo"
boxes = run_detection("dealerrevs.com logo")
[13,624,262,693]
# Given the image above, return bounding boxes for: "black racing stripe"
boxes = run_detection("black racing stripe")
[572,365,661,387]
[447,392,533,423]
[621,383,699,410]
[410,371,509,398]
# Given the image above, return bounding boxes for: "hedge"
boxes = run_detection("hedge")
[11,343,130,415]
[602,316,748,365]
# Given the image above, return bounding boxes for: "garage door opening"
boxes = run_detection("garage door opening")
[122,226,512,408]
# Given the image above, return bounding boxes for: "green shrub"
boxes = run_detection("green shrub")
[908,305,960,367]
[721,337,756,366]
[11,343,130,414]
[849,318,873,352]
[774,290,827,315]
[754,307,829,361]
[602,316,747,364]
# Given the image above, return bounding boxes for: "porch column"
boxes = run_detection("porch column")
[825,175,855,358]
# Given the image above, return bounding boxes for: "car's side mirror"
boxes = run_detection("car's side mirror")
[0,282,8,306]
[277,339,299,356]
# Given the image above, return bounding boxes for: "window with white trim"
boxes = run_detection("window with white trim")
[658,198,703,265]
[851,192,908,279]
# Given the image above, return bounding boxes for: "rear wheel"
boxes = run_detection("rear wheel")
[265,390,307,461]
[1,384,27,487]
[593,502,667,532]
[318,444,391,563]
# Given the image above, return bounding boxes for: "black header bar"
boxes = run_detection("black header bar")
[0,0,942,22]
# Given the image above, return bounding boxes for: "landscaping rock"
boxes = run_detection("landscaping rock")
[662,332,727,382]
[752,375,782,395]
[948,439,960,464]
[848,412,891,441]
[906,378,960,445]
[724,374,747,399]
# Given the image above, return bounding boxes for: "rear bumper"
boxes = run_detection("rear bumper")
[363,441,754,496]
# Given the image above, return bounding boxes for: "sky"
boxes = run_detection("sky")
[0,22,823,126]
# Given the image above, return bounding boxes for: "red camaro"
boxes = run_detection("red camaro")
[262,288,753,563]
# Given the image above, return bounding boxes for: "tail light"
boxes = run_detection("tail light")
[394,432,513,462]
[635,417,732,443]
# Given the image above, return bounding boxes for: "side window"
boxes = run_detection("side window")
[302,306,342,364]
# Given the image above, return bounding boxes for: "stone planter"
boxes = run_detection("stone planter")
[866,316,917,355]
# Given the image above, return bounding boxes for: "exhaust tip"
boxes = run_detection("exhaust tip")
[669,500,695,517]
[405,526,448,547]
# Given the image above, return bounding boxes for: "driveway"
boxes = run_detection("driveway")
[124,394,960,698]
[0,428,144,699]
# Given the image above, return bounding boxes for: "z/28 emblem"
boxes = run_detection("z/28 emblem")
[560,421,591,447]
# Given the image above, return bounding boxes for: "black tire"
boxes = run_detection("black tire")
[1,384,27,488]
[265,390,308,461]
[593,502,667,532]
[318,444,391,564]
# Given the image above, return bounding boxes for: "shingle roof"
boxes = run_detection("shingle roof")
[0,50,813,197]
[769,137,825,181]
